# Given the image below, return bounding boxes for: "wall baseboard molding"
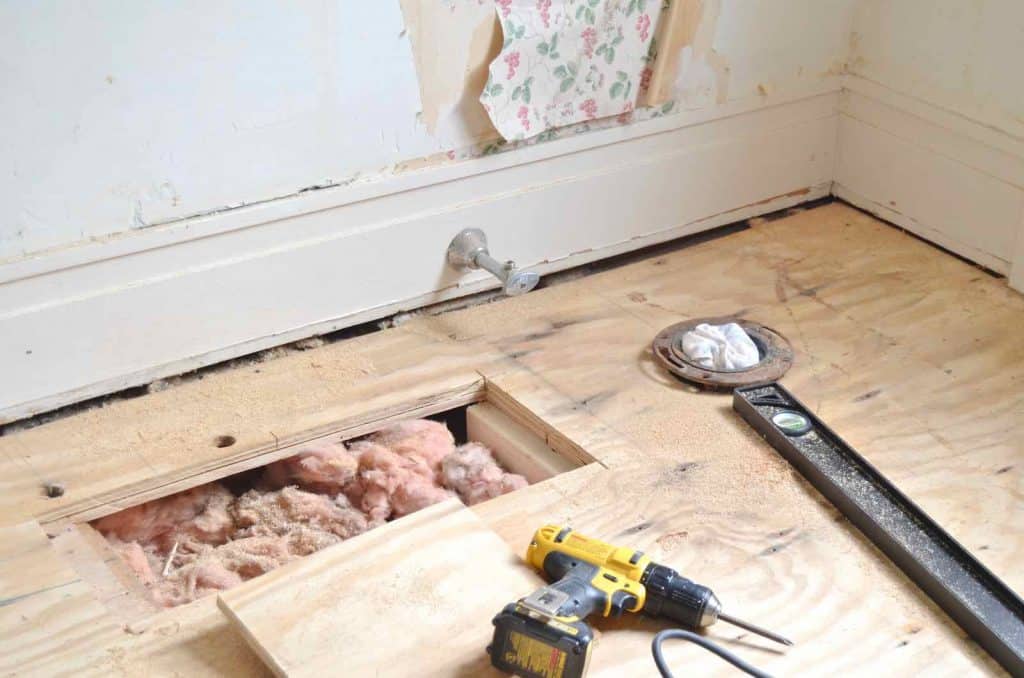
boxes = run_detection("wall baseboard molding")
[6,75,1022,424]
[1013,211,1024,293]
[836,76,1024,280]
[0,93,838,423]
[0,79,842,281]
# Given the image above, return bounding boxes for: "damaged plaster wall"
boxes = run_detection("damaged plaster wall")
[0,0,855,261]
[656,0,852,110]
[397,0,501,140]
[398,0,855,145]
[849,0,1024,140]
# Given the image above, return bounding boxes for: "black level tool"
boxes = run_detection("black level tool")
[734,382,1024,677]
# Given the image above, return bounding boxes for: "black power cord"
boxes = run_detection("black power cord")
[651,629,773,678]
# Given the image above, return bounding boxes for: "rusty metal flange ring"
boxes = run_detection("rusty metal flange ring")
[652,317,794,389]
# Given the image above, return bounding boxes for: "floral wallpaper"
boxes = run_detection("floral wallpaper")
[481,0,662,141]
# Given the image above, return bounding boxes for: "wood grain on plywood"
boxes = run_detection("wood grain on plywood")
[3,332,491,526]
[218,499,539,678]
[50,522,162,623]
[482,370,638,469]
[0,202,1018,675]
[0,521,120,675]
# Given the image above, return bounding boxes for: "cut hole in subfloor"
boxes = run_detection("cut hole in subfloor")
[76,400,581,616]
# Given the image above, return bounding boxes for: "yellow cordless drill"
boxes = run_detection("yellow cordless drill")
[488,525,791,678]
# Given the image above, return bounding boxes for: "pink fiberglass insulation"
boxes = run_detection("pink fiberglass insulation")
[367,419,455,473]
[94,483,234,546]
[347,440,453,523]
[154,553,245,607]
[442,442,529,505]
[260,440,358,494]
[108,539,158,585]
[96,419,528,607]
[231,486,369,542]
[103,485,368,608]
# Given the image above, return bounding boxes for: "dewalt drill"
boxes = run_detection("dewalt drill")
[488,525,791,678]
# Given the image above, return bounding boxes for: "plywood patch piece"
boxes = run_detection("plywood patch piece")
[218,498,540,677]
[0,521,119,675]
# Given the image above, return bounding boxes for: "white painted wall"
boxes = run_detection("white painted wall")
[6,0,1021,419]
[838,0,1024,284]
[0,0,856,261]
[849,1,1024,139]
[702,0,851,103]
[1,1,432,258]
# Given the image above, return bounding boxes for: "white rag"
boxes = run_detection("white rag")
[680,323,760,370]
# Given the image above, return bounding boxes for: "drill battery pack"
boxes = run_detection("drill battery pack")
[488,603,593,678]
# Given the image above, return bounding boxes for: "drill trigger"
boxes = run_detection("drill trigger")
[609,590,639,617]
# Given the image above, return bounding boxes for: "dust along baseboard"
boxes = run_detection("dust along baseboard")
[0,92,837,423]
[835,76,1024,281]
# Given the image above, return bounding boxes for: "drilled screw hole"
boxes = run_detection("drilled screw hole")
[214,435,236,448]
[44,482,65,498]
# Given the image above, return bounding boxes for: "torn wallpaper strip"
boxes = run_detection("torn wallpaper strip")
[481,0,660,141]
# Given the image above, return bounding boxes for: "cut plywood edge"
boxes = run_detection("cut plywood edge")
[0,521,120,675]
[33,369,486,526]
[50,522,162,624]
[482,369,644,469]
[218,498,540,677]
[467,402,577,483]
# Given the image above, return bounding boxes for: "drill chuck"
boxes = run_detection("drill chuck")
[640,563,721,628]
[641,563,794,647]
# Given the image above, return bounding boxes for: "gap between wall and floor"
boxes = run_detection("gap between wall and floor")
[0,76,1021,425]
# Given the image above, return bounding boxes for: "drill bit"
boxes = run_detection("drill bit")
[718,612,794,646]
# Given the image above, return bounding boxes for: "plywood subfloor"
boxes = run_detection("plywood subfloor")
[218,499,543,678]
[0,202,1021,676]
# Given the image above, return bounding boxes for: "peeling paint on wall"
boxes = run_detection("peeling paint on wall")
[671,0,730,109]
[643,0,699,105]
[705,50,731,103]
[398,0,501,140]
[0,0,857,260]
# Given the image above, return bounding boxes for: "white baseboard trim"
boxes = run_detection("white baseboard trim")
[0,92,838,423]
[0,78,842,280]
[833,183,1008,273]
[1012,224,1024,292]
[835,77,1024,279]
[843,76,1024,164]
